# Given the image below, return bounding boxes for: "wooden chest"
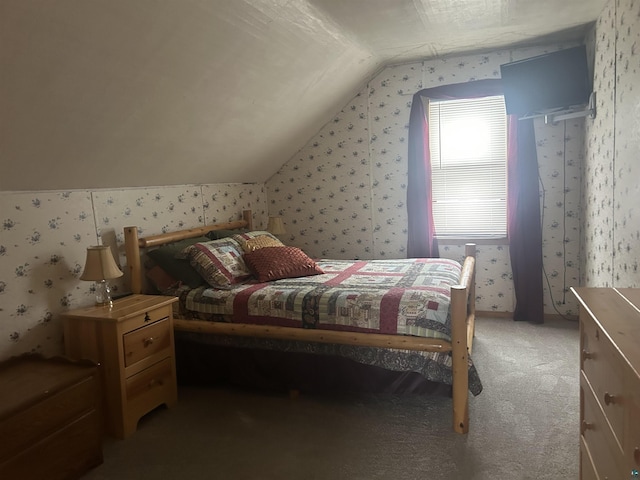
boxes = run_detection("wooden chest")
[0,354,103,480]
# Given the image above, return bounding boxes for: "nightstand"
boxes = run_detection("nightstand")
[63,294,178,438]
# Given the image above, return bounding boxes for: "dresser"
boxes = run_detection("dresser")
[0,354,103,479]
[571,287,640,480]
[63,294,178,438]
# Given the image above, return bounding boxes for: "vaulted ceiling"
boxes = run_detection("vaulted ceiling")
[0,0,606,191]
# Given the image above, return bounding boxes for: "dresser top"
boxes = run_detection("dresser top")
[572,287,640,379]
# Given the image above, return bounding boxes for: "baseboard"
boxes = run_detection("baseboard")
[545,313,578,321]
[476,310,512,318]
[476,311,578,322]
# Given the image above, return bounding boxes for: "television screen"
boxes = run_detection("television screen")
[500,46,591,116]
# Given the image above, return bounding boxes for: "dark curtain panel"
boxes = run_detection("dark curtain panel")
[507,117,544,323]
[407,95,438,258]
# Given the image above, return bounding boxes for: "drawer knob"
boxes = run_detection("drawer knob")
[603,392,618,406]
[148,378,164,388]
[144,337,155,346]
[581,350,594,361]
[144,313,151,322]
[581,420,593,434]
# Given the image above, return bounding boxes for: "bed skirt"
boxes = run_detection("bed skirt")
[174,331,482,396]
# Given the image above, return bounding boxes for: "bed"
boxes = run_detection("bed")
[123,210,479,434]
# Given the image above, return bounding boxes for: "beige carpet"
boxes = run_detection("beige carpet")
[82,317,579,480]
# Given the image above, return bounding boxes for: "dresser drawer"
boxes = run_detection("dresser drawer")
[580,436,599,480]
[581,373,624,480]
[123,318,171,367]
[625,389,640,474]
[0,375,98,462]
[581,315,626,448]
[123,304,172,333]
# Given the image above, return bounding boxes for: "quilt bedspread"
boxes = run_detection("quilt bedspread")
[182,258,462,341]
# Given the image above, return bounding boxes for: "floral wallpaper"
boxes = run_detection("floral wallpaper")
[267,45,585,317]
[583,0,640,288]
[610,0,640,287]
[0,185,266,361]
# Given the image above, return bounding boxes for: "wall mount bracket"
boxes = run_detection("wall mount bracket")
[544,92,597,125]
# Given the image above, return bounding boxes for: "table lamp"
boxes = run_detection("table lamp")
[266,216,286,236]
[80,245,124,305]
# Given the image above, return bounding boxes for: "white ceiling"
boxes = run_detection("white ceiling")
[0,0,606,191]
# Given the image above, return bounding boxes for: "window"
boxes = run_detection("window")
[428,95,507,238]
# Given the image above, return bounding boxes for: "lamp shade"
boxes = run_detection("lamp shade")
[266,216,286,235]
[80,246,124,281]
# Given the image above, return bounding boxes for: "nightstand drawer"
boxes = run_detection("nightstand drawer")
[581,315,625,447]
[124,318,171,367]
[126,357,174,405]
[124,305,171,333]
[581,373,624,480]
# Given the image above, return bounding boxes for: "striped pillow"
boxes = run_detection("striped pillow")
[182,238,250,288]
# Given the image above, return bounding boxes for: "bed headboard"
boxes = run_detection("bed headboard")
[123,209,253,294]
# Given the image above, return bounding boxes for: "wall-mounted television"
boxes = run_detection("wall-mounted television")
[500,46,591,116]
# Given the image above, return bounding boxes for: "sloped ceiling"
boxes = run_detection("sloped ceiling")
[0,0,605,191]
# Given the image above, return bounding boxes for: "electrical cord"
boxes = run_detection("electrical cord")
[538,119,574,321]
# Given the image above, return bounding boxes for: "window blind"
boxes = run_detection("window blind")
[429,95,507,237]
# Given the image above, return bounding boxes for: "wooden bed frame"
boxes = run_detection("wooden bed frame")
[124,210,477,434]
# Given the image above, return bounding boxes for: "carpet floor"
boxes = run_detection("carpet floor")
[81,317,579,480]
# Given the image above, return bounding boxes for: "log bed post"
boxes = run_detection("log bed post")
[450,284,469,434]
[124,226,142,294]
[464,243,476,354]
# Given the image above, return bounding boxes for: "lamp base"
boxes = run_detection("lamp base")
[94,280,114,306]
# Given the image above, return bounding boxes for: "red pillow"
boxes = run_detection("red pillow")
[243,246,324,282]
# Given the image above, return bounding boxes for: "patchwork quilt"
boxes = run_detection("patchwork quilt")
[183,258,462,341]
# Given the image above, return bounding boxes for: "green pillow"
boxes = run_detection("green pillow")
[147,236,210,288]
[206,228,249,240]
